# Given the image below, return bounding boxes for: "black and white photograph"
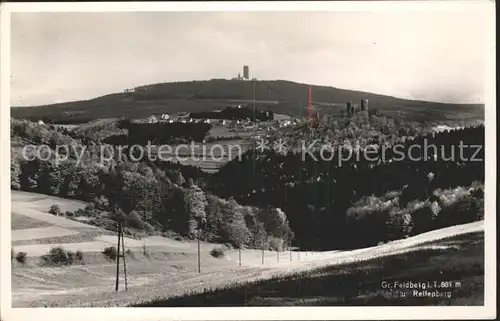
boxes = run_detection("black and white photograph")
[0,1,496,320]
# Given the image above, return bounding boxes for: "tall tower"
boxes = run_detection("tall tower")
[243,65,249,80]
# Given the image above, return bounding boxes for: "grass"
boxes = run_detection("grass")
[11,213,53,230]
[134,232,484,307]
[11,229,106,246]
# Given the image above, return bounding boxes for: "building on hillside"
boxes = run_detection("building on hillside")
[243,65,249,79]
[231,65,251,80]
[361,99,369,111]
[148,115,158,123]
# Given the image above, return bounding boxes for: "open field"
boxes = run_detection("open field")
[152,139,253,173]
[11,213,52,230]
[11,191,484,307]
[138,232,483,306]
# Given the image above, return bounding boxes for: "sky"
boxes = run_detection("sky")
[10,8,491,107]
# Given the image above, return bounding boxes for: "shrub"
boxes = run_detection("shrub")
[103,246,117,261]
[95,195,110,210]
[66,250,76,265]
[49,204,62,216]
[41,246,77,266]
[65,210,74,217]
[210,248,225,259]
[75,250,84,262]
[85,202,95,212]
[15,252,27,264]
[74,208,85,217]
[127,211,146,229]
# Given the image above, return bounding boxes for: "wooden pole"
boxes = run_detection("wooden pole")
[121,230,128,291]
[197,231,201,273]
[239,248,242,267]
[253,80,256,122]
[261,244,264,265]
[115,223,121,292]
[277,250,279,263]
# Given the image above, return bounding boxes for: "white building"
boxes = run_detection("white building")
[148,115,158,123]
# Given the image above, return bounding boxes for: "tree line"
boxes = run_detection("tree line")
[10,118,293,250]
[209,122,485,249]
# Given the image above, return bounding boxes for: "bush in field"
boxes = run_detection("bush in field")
[66,250,76,265]
[48,204,62,216]
[103,246,118,261]
[41,246,78,266]
[83,202,99,216]
[75,250,84,263]
[15,252,27,264]
[65,210,74,217]
[210,248,226,259]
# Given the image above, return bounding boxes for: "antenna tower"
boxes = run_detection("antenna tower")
[308,86,313,129]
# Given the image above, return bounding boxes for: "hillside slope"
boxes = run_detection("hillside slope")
[11,80,484,123]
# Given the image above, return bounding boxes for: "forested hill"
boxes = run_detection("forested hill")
[11,79,484,123]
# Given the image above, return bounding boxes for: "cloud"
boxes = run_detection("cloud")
[10,10,489,106]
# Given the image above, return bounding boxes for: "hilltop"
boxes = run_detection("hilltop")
[11,79,484,123]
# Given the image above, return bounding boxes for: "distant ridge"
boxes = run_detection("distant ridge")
[11,79,484,123]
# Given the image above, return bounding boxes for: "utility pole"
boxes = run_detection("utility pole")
[115,222,128,291]
[261,243,264,265]
[115,224,121,292]
[121,227,128,290]
[197,229,201,273]
[239,247,242,267]
[253,80,256,123]
[252,79,256,181]
[277,249,279,263]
